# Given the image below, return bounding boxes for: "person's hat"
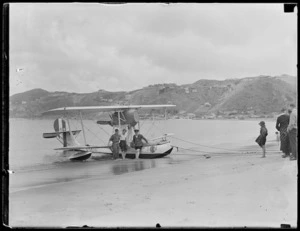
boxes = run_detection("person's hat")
[134,129,139,132]
[259,121,265,125]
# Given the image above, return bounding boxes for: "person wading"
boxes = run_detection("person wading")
[132,129,148,159]
[119,128,128,160]
[276,108,291,158]
[255,121,268,158]
[108,129,121,160]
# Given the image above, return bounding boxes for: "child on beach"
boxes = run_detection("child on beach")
[255,121,268,158]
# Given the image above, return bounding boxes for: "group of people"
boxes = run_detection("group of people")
[108,127,148,160]
[256,103,297,160]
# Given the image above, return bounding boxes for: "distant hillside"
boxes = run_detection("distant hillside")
[9,75,297,118]
[274,74,297,90]
[210,76,296,113]
[10,88,49,104]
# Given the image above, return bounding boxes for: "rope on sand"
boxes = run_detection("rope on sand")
[172,145,281,159]
[151,122,280,156]
[171,146,212,158]
[171,136,255,153]
[171,145,260,157]
[151,123,243,153]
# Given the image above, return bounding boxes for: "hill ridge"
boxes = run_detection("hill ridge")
[9,75,297,118]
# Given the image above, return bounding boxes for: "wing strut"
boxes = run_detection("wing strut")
[79,111,87,145]
[62,118,67,147]
[118,111,121,130]
[164,108,167,120]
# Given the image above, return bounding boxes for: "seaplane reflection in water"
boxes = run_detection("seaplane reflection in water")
[111,159,157,175]
[42,105,176,161]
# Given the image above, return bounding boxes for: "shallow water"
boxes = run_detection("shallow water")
[8,118,279,192]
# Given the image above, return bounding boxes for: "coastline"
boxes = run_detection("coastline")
[9,149,297,228]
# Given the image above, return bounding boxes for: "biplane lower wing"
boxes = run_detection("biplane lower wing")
[54,145,110,151]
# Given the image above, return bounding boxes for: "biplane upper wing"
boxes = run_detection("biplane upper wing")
[42,105,176,115]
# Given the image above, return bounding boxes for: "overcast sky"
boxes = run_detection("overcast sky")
[9,3,297,95]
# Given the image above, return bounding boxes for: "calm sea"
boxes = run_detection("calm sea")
[9,118,278,171]
[8,118,281,192]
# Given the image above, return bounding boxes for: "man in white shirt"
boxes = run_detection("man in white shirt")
[287,103,297,161]
[119,128,128,159]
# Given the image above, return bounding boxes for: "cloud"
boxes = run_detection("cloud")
[9,3,297,95]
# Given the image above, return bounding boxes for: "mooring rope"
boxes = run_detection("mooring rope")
[171,145,253,155]
[171,145,212,157]
[171,136,253,152]
[172,144,281,157]
[149,121,280,154]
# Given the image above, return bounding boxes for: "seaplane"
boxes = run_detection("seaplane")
[42,105,176,161]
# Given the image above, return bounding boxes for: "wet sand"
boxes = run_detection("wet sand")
[9,151,297,228]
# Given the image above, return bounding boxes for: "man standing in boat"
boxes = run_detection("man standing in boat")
[133,129,148,159]
[108,129,121,160]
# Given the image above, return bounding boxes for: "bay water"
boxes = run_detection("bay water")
[8,118,279,192]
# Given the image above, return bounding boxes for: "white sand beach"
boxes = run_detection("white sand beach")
[9,151,297,228]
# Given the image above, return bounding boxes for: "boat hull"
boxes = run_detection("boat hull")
[96,142,174,159]
[120,147,173,159]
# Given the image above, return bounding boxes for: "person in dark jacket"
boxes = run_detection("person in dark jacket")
[255,121,268,158]
[108,129,121,160]
[132,129,148,159]
[276,108,291,158]
[287,103,297,161]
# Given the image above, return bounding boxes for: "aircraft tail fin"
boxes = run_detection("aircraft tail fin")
[43,130,81,139]
[42,118,81,147]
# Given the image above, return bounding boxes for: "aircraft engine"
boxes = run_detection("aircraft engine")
[123,109,140,126]
[111,109,139,127]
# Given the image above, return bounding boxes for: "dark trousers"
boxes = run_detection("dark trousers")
[112,143,120,159]
[288,128,297,159]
